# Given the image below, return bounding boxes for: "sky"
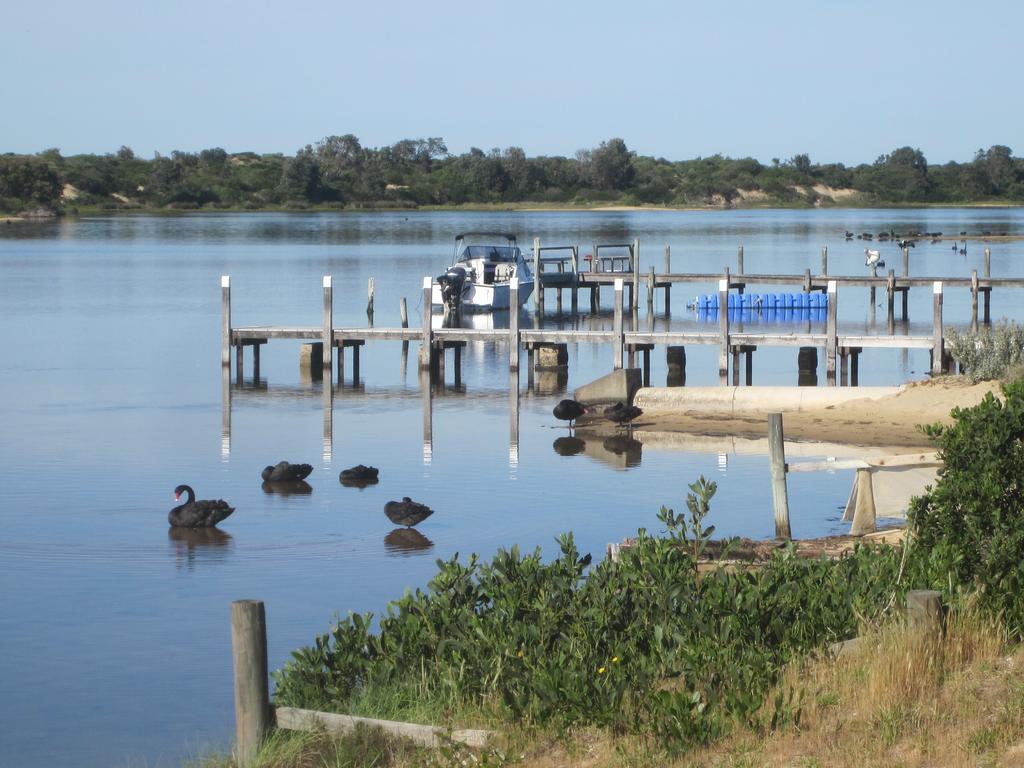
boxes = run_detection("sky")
[2,0,1021,166]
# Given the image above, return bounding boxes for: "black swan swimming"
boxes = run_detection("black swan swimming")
[384,497,434,528]
[604,402,643,433]
[261,461,313,482]
[169,485,234,528]
[552,399,589,429]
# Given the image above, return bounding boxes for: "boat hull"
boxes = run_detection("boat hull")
[431,279,534,312]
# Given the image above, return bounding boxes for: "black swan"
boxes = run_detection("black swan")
[261,461,313,482]
[604,402,643,433]
[339,465,380,486]
[384,497,434,528]
[552,399,589,429]
[169,485,234,528]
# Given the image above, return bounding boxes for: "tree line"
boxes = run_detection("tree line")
[2,136,1022,214]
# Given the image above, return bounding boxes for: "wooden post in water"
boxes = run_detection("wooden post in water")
[231,600,270,768]
[737,245,744,276]
[366,277,374,321]
[533,237,543,314]
[825,280,837,385]
[399,297,408,328]
[509,277,520,370]
[221,275,231,368]
[570,246,579,314]
[322,276,333,371]
[613,279,624,369]
[718,276,729,383]
[419,277,432,369]
[971,270,979,332]
[632,238,641,313]
[767,413,791,540]
[984,247,992,323]
[663,245,672,313]
[821,246,828,276]
[901,246,910,319]
[647,265,655,315]
[886,269,896,325]
[932,281,944,375]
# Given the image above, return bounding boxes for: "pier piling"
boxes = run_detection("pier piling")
[231,600,270,768]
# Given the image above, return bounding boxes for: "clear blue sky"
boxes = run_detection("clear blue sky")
[2,0,1021,166]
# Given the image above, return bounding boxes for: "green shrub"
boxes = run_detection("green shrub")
[946,321,1024,382]
[907,380,1024,634]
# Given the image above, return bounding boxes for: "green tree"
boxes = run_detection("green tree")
[589,138,635,190]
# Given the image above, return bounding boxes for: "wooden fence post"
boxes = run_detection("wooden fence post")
[907,590,944,636]
[231,600,270,768]
[509,277,520,370]
[221,275,231,368]
[768,413,791,539]
[322,276,333,371]
[932,281,944,375]
[613,279,624,369]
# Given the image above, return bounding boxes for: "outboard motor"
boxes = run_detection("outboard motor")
[436,266,468,314]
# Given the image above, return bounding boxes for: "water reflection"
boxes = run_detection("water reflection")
[383,527,434,554]
[339,475,379,490]
[553,436,586,456]
[168,527,233,570]
[602,435,643,467]
[261,480,313,495]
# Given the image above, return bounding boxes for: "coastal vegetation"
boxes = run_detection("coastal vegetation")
[3,139,1024,215]
[237,381,1024,765]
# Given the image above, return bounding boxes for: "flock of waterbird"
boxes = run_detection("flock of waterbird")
[169,401,634,530]
[855,227,1004,268]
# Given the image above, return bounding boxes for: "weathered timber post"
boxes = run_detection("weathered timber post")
[803,268,812,294]
[231,600,270,768]
[932,281,944,376]
[400,297,409,328]
[737,245,744,276]
[509,277,520,370]
[663,245,672,313]
[907,590,944,637]
[984,247,992,323]
[322,276,333,371]
[768,413,791,539]
[971,270,979,332]
[718,276,729,383]
[570,246,579,314]
[632,238,640,313]
[419,277,432,369]
[850,468,876,535]
[613,279,624,369]
[825,280,837,385]
[886,269,896,325]
[821,245,828,276]
[667,345,685,386]
[590,242,599,312]
[221,276,232,368]
[647,265,655,315]
[533,237,543,314]
[901,246,910,319]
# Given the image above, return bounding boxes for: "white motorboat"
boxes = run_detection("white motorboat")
[432,233,535,313]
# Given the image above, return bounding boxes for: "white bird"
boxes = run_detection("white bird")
[864,248,885,269]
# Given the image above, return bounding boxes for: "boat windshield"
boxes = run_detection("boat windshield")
[457,245,519,263]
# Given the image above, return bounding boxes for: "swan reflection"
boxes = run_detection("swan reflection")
[261,480,313,495]
[168,527,233,570]
[384,528,434,554]
[339,476,379,490]
[602,435,643,467]
[553,436,586,456]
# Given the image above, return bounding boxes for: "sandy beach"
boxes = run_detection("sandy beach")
[629,377,1001,449]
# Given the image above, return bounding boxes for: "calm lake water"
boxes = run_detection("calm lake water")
[2,209,1023,767]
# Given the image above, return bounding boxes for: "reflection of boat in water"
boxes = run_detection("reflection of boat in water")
[553,436,586,456]
[261,480,313,495]
[432,233,534,313]
[384,528,434,554]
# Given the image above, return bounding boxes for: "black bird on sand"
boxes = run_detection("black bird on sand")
[261,461,313,482]
[169,484,234,528]
[552,399,589,430]
[384,497,434,528]
[339,465,380,488]
[604,402,643,433]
